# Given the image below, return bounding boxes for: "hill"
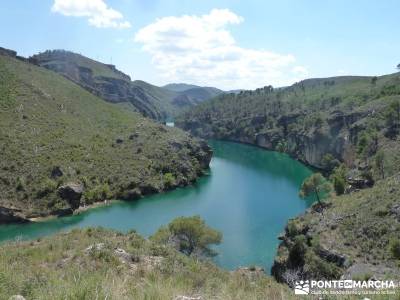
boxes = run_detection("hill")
[0,227,295,300]
[30,50,179,120]
[0,49,211,223]
[164,83,224,104]
[163,83,200,92]
[177,73,400,281]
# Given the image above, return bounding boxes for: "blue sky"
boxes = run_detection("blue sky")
[1,0,399,90]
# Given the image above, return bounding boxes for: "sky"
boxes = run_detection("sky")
[0,0,399,90]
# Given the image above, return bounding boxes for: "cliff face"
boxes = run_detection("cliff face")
[31,50,167,120]
[178,109,369,170]
[0,50,212,224]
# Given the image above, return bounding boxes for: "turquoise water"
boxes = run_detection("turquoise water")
[0,140,313,272]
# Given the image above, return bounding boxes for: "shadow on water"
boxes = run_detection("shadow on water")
[0,140,315,272]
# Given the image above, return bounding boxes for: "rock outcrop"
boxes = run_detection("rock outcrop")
[57,183,84,209]
[0,206,29,224]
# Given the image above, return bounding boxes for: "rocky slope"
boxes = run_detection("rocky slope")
[30,50,222,120]
[272,173,400,284]
[0,49,212,224]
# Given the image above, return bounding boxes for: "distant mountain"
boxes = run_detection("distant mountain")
[30,50,198,120]
[164,83,224,104]
[163,83,201,92]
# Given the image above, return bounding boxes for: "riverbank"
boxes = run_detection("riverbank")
[0,140,313,273]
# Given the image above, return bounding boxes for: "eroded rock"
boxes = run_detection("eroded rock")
[58,183,84,209]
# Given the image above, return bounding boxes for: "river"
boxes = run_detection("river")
[0,140,314,272]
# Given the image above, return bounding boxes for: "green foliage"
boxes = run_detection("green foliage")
[389,239,400,260]
[330,164,348,195]
[83,183,112,204]
[304,251,342,279]
[321,153,340,172]
[299,173,332,204]
[276,140,287,153]
[374,150,386,179]
[288,235,307,267]
[151,215,222,257]
[36,179,58,198]
[163,172,176,188]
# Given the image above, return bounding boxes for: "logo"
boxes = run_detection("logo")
[295,280,310,295]
[293,279,397,296]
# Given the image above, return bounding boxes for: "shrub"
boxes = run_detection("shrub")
[37,179,58,198]
[163,173,176,188]
[288,235,307,267]
[321,153,339,172]
[151,215,222,257]
[83,183,112,204]
[389,239,400,259]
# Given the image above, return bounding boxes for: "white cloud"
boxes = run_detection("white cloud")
[52,0,131,29]
[134,9,307,90]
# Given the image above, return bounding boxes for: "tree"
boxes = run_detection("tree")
[321,153,340,172]
[299,173,331,206]
[330,164,348,195]
[374,150,386,179]
[151,216,222,257]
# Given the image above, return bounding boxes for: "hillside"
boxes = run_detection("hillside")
[164,83,224,104]
[177,74,400,173]
[0,50,211,223]
[177,73,400,281]
[0,227,296,300]
[163,83,200,92]
[30,50,222,120]
[272,173,400,283]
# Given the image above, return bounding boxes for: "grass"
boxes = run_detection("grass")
[0,227,295,300]
[0,54,210,219]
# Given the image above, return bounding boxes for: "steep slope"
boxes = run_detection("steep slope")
[0,50,212,223]
[272,173,400,283]
[30,50,185,120]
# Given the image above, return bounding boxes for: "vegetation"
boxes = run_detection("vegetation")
[274,173,400,283]
[151,216,222,257]
[330,164,348,195]
[299,173,331,206]
[177,72,400,182]
[177,69,400,284]
[0,226,295,300]
[0,53,211,220]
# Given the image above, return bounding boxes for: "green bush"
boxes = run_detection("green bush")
[151,215,222,257]
[163,173,176,188]
[83,183,112,204]
[389,239,400,259]
[36,179,58,198]
[288,235,307,267]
